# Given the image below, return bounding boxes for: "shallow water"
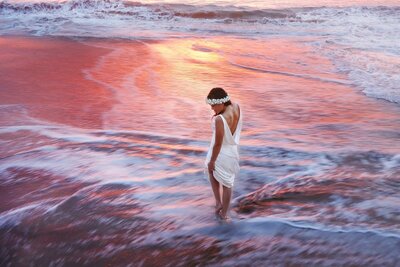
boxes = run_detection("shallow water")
[1,35,400,266]
[1,1,400,265]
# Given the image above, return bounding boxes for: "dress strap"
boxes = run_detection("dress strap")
[233,105,242,144]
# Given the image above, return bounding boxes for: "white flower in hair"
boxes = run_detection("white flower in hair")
[206,95,230,105]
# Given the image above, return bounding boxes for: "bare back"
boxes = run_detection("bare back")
[221,103,240,136]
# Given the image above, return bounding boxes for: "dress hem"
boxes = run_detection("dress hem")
[208,171,233,188]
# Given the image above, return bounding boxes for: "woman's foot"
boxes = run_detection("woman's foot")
[215,203,223,214]
[218,210,230,221]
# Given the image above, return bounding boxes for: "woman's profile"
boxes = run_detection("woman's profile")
[205,87,242,220]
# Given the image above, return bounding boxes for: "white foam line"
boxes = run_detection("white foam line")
[80,39,186,130]
[0,125,110,144]
[0,125,59,134]
[0,124,200,144]
[43,183,101,214]
[245,216,400,239]
[228,61,352,85]
[0,179,146,224]
[80,43,125,97]
[0,183,112,227]
[0,198,63,227]
[0,202,43,221]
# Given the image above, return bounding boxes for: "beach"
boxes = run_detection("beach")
[1,1,400,266]
[0,36,115,129]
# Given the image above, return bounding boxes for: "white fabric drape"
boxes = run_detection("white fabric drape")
[205,107,242,188]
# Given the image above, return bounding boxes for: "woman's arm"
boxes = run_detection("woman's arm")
[208,116,224,174]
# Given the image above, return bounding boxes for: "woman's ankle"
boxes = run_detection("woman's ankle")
[219,210,229,220]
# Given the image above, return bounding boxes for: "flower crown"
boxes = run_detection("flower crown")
[206,95,230,105]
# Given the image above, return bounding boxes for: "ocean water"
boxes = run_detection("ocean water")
[1,0,400,266]
[1,0,400,103]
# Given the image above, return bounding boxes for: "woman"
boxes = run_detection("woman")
[205,87,242,220]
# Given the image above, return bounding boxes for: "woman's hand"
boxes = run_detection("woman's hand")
[208,160,215,174]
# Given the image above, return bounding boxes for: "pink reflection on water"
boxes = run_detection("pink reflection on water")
[1,34,400,266]
[0,36,114,129]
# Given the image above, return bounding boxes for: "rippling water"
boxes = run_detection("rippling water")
[1,1,400,266]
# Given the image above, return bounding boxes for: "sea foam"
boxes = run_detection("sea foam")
[2,1,398,105]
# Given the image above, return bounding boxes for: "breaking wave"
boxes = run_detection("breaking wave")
[2,1,399,104]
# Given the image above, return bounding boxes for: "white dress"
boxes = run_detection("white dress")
[205,107,242,188]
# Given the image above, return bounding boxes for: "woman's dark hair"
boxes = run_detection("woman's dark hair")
[207,87,232,106]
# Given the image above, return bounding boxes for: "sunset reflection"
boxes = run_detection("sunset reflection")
[1,0,400,264]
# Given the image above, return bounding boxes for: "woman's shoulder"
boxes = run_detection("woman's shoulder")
[213,114,224,123]
[231,102,240,114]
[231,102,240,110]
[214,115,224,128]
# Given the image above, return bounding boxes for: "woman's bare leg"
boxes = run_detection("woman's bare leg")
[210,174,222,212]
[220,185,232,219]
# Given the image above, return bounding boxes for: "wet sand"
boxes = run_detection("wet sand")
[0,36,115,129]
